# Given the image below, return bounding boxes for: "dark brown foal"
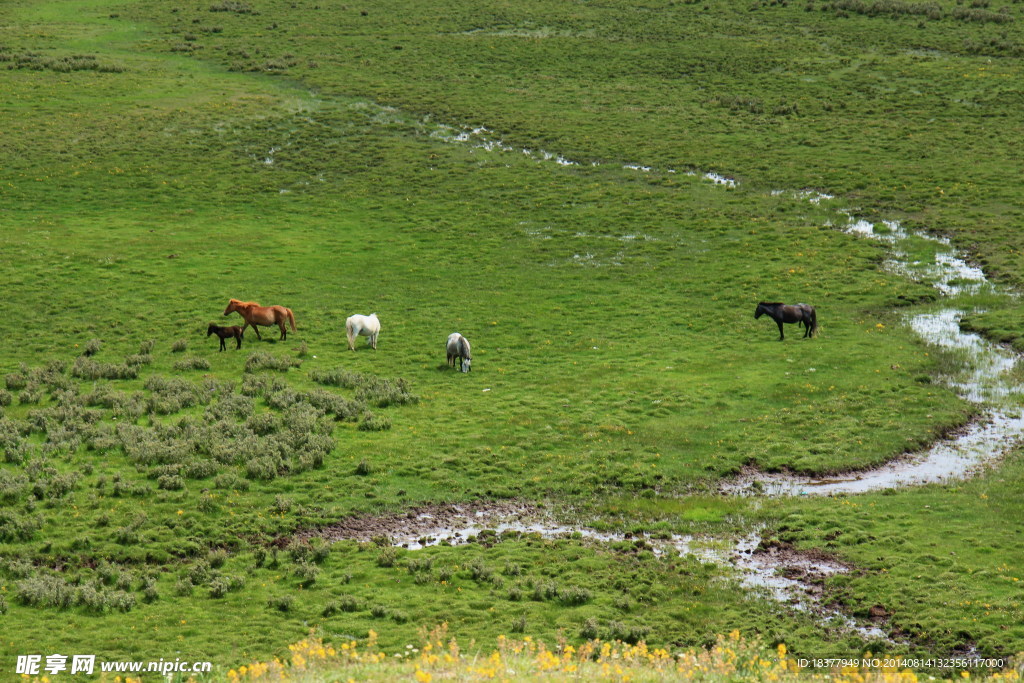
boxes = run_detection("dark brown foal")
[207,324,244,351]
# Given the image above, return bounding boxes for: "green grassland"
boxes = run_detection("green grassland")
[1,0,1023,674]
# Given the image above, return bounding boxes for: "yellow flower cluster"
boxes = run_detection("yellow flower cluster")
[226,630,386,681]
[211,626,1022,682]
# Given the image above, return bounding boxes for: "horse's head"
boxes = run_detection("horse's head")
[462,358,471,373]
[207,324,216,336]
[225,299,249,316]
[754,303,766,319]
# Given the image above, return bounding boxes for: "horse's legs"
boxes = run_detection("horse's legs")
[370,333,378,350]
[235,332,243,350]
[278,320,287,341]
[776,320,785,341]
[219,336,226,351]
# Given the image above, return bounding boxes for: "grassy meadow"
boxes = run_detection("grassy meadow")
[1,0,1023,676]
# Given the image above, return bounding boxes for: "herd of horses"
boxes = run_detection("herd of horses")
[206,298,816,367]
[208,299,474,371]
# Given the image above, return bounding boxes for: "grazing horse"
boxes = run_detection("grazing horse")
[446,332,472,372]
[754,302,818,340]
[223,299,296,341]
[207,324,244,351]
[345,313,380,350]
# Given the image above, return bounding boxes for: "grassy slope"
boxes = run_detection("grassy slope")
[0,0,1022,671]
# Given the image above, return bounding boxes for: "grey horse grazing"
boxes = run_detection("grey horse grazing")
[446,333,472,372]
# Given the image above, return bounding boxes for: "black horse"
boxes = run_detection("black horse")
[207,324,245,351]
[754,302,818,340]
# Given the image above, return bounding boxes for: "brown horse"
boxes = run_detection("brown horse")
[754,302,818,341]
[207,324,244,351]
[224,299,296,341]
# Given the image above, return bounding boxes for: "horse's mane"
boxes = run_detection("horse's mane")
[229,299,260,309]
[759,302,784,306]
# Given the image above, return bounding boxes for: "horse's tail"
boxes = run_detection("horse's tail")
[287,308,296,331]
[808,308,818,337]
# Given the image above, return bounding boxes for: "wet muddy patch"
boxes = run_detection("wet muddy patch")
[294,502,890,641]
[292,501,558,549]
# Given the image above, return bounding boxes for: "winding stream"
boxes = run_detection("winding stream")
[310,102,1024,645]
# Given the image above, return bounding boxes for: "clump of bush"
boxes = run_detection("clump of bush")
[71,357,138,380]
[173,356,210,371]
[245,352,302,373]
[210,0,256,13]
[14,574,137,613]
[267,594,294,612]
[81,339,103,356]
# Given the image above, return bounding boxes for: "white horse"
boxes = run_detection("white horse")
[446,332,471,372]
[345,313,380,350]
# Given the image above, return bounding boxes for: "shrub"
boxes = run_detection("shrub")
[268,595,293,612]
[606,621,651,644]
[213,472,249,490]
[558,585,592,606]
[4,370,28,391]
[358,413,392,432]
[171,339,188,352]
[142,578,159,603]
[286,538,310,562]
[245,456,279,480]
[245,352,302,373]
[124,353,153,367]
[309,538,330,564]
[0,509,42,541]
[376,547,398,568]
[71,357,138,380]
[82,339,103,356]
[406,556,433,574]
[531,580,559,602]
[469,559,492,582]
[354,377,418,408]
[208,548,228,568]
[309,368,353,388]
[209,576,230,598]
[157,474,186,491]
[173,356,210,371]
[240,375,287,397]
[293,561,320,586]
[210,0,255,13]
